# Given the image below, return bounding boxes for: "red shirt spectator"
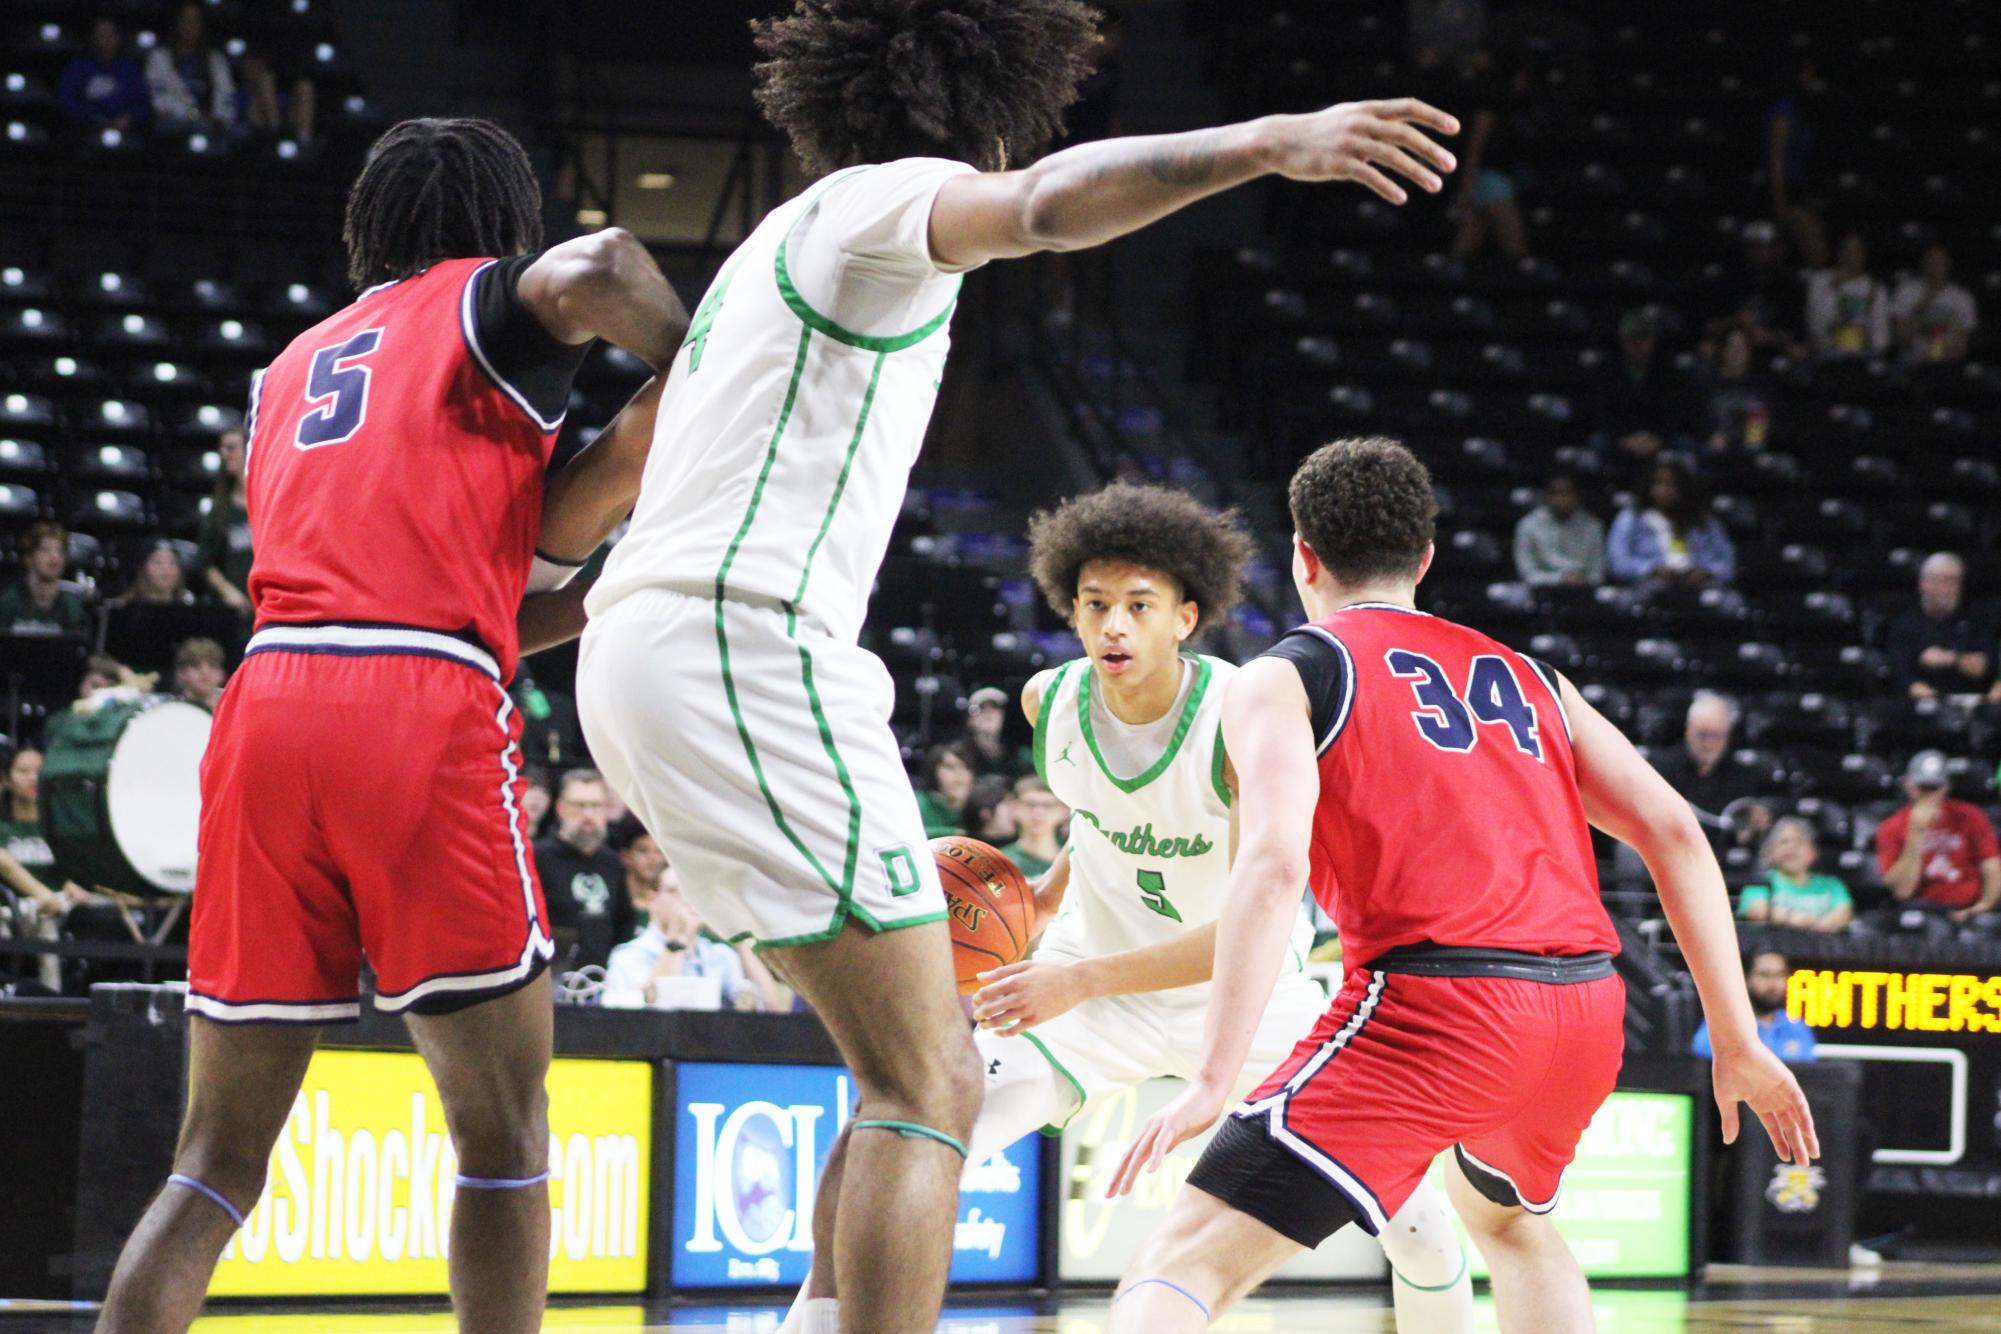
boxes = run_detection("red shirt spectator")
[1876,757,2001,915]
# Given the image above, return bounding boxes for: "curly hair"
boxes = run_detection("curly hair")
[750,0,1101,174]
[1287,437,1438,583]
[1026,483,1255,636]
[342,117,542,291]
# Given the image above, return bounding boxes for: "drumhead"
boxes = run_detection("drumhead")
[105,700,211,894]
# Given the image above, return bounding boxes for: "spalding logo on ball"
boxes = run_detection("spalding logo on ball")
[932,836,1036,995]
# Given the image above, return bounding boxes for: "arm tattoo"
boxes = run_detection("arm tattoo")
[1142,143,1220,187]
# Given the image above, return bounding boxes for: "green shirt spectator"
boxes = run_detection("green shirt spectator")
[2,522,88,634]
[1740,816,1853,932]
[914,741,976,839]
[198,427,255,617]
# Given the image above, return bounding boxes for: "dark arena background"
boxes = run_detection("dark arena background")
[4,0,2001,1329]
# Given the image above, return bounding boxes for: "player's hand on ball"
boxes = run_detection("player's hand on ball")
[1106,1079,1229,1199]
[1712,1042,1820,1165]
[973,961,1086,1033]
[1259,98,1460,204]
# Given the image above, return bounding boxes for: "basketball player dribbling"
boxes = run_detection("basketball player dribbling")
[575,3,1459,1329]
[780,484,1474,1330]
[96,119,688,1334]
[1104,439,1818,1333]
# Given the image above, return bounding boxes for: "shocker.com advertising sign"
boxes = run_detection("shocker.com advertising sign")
[670,1060,1043,1287]
[209,1050,653,1297]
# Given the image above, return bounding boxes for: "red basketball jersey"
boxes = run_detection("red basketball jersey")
[243,257,559,681]
[1286,601,1618,968]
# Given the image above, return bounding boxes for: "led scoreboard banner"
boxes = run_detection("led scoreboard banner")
[1777,937,2001,1197]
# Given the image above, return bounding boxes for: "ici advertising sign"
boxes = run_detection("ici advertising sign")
[672,1061,1042,1288]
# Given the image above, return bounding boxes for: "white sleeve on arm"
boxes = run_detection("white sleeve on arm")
[787,158,986,338]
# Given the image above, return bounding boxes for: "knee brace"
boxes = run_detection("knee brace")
[166,1173,245,1229]
[851,1118,968,1159]
[1380,1188,1468,1290]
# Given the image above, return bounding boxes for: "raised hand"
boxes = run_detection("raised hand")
[1260,98,1460,203]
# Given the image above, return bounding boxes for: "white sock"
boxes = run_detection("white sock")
[1380,1185,1474,1334]
[783,1296,838,1334]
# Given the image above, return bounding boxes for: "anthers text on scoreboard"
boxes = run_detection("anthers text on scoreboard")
[1788,968,2001,1034]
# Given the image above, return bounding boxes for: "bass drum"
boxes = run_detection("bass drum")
[40,696,211,895]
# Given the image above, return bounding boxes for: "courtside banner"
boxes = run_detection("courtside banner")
[670,1060,1043,1287]
[1427,1089,1695,1279]
[209,1051,653,1297]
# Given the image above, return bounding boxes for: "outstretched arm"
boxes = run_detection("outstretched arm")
[929,98,1459,269]
[972,920,1218,1033]
[1561,674,1818,1164]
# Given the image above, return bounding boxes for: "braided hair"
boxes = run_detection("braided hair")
[751,0,1102,175]
[341,118,543,291]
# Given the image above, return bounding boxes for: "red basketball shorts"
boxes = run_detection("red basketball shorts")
[186,626,553,1023]
[1189,956,1625,1245]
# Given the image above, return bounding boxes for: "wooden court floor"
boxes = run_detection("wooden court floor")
[7,1266,2001,1331]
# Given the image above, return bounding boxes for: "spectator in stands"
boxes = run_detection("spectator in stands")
[915,741,977,838]
[145,2,239,139]
[519,764,554,840]
[1698,328,1778,452]
[0,747,76,924]
[1806,232,1891,359]
[536,768,636,973]
[1741,817,1853,932]
[172,637,227,711]
[1692,946,1816,1061]
[1874,750,2001,926]
[1766,57,1830,269]
[118,540,194,607]
[1512,470,1605,586]
[604,869,757,1011]
[197,427,253,622]
[1607,458,1737,587]
[1002,776,1067,880]
[610,815,666,917]
[965,775,1017,846]
[1595,309,1690,462]
[57,16,150,132]
[238,48,318,146]
[1886,552,1993,699]
[1447,53,1530,263]
[1653,692,1772,848]
[0,523,88,636]
[1891,244,1977,366]
[77,653,130,699]
[963,686,1028,779]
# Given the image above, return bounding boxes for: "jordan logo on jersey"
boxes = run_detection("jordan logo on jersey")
[1071,809,1214,860]
[1054,742,1077,768]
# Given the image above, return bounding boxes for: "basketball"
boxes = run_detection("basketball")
[933,836,1036,995]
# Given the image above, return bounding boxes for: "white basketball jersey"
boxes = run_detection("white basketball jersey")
[588,160,968,643]
[1034,654,1315,1003]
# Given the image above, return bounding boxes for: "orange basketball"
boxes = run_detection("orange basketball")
[934,836,1036,995]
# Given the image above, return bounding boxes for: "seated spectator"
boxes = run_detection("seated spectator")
[1512,470,1605,586]
[1692,946,1816,1062]
[1595,309,1691,462]
[1741,817,1853,932]
[239,48,317,145]
[1652,692,1772,848]
[0,748,77,921]
[604,868,758,1011]
[0,523,89,636]
[610,814,665,916]
[1607,459,1736,587]
[1002,776,1067,880]
[964,774,1017,845]
[1448,53,1531,263]
[535,769,635,973]
[914,742,976,838]
[1885,552,1993,699]
[197,427,254,621]
[1698,328,1778,452]
[1891,244,1977,366]
[963,686,1029,779]
[172,637,227,711]
[1874,750,2001,926]
[146,2,239,138]
[119,540,195,608]
[77,653,132,699]
[519,764,554,841]
[57,16,150,131]
[1806,232,1890,359]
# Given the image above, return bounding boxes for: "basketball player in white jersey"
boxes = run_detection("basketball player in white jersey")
[577,4,1458,1329]
[781,485,1474,1332]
